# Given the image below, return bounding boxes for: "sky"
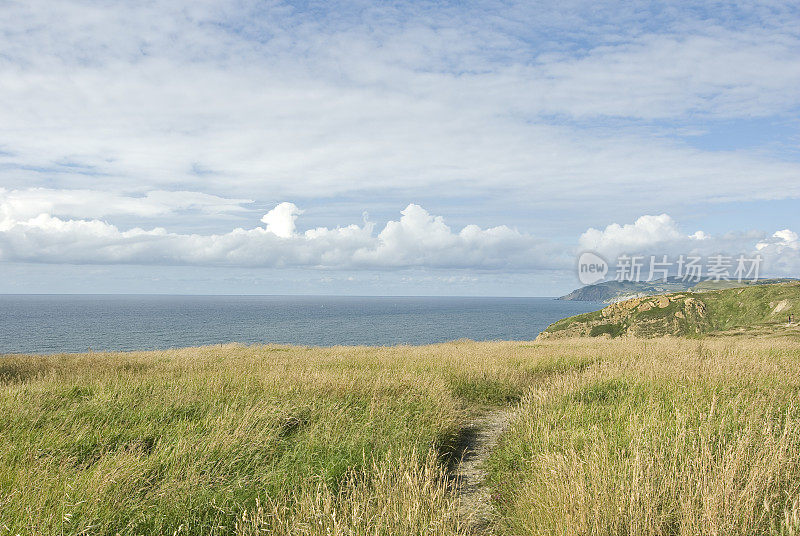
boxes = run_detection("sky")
[0,0,798,296]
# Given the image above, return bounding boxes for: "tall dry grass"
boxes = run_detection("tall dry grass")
[0,341,530,535]
[234,449,462,535]
[3,337,800,534]
[488,337,800,536]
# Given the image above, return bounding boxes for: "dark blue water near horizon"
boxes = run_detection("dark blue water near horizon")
[0,295,603,354]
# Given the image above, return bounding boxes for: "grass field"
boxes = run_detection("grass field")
[488,337,800,535]
[2,337,800,535]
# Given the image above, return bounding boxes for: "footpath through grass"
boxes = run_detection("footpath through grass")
[2,337,800,535]
[0,341,531,535]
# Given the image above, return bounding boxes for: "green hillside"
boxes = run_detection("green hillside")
[541,281,800,339]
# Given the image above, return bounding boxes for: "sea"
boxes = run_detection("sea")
[0,295,603,354]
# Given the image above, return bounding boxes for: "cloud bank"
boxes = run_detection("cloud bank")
[0,199,564,270]
[1,189,796,277]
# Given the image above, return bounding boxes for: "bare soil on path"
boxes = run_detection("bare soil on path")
[452,406,516,534]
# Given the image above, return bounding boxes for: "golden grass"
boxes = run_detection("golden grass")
[0,341,528,535]
[2,336,800,535]
[488,337,800,535]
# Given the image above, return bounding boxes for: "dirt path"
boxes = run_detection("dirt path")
[453,407,516,534]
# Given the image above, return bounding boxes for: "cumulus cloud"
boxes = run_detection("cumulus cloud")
[0,200,564,270]
[755,230,800,275]
[690,231,709,241]
[580,214,800,278]
[353,204,553,268]
[260,202,303,239]
[759,230,800,250]
[579,214,684,253]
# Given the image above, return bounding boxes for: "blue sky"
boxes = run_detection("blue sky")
[0,0,798,295]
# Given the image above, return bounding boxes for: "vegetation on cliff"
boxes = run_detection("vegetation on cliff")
[543,281,800,339]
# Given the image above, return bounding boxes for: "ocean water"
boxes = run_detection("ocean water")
[0,295,602,354]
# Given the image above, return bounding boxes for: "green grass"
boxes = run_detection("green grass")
[0,341,562,535]
[523,352,596,376]
[0,345,471,535]
[588,322,624,337]
[487,337,800,535]
[447,374,523,404]
[3,336,800,534]
[703,283,800,330]
[543,281,800,338]
[544,310,603,332]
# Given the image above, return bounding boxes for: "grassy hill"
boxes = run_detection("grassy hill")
[541,281,800,339]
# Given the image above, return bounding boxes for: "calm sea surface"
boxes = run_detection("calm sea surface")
[0,295,602,354]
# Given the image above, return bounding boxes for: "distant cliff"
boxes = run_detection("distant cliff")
[558,277,796,303]
[558,277,693,302]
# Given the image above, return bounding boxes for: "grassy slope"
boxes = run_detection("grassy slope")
[542,309,604,333]
[691,277,796,292]
[703,282,800,331]
[542,282,800,338]
[2,337,800,535]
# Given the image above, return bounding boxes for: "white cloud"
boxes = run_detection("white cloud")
[530,30,800,119]
[261,202,303,239]
[771,230,800,248]
[581,214,800,277]
[0,200,565,270]
[354,204,554,268]
[579,214,684,253]
[0,1,798,217]
[0,188,252,231]
[755,230,800,275]
[690,231,709,241]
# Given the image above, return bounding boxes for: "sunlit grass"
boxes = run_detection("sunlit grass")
[2,336,800,535]
[0,341,534,535]
[488,337,800,535]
